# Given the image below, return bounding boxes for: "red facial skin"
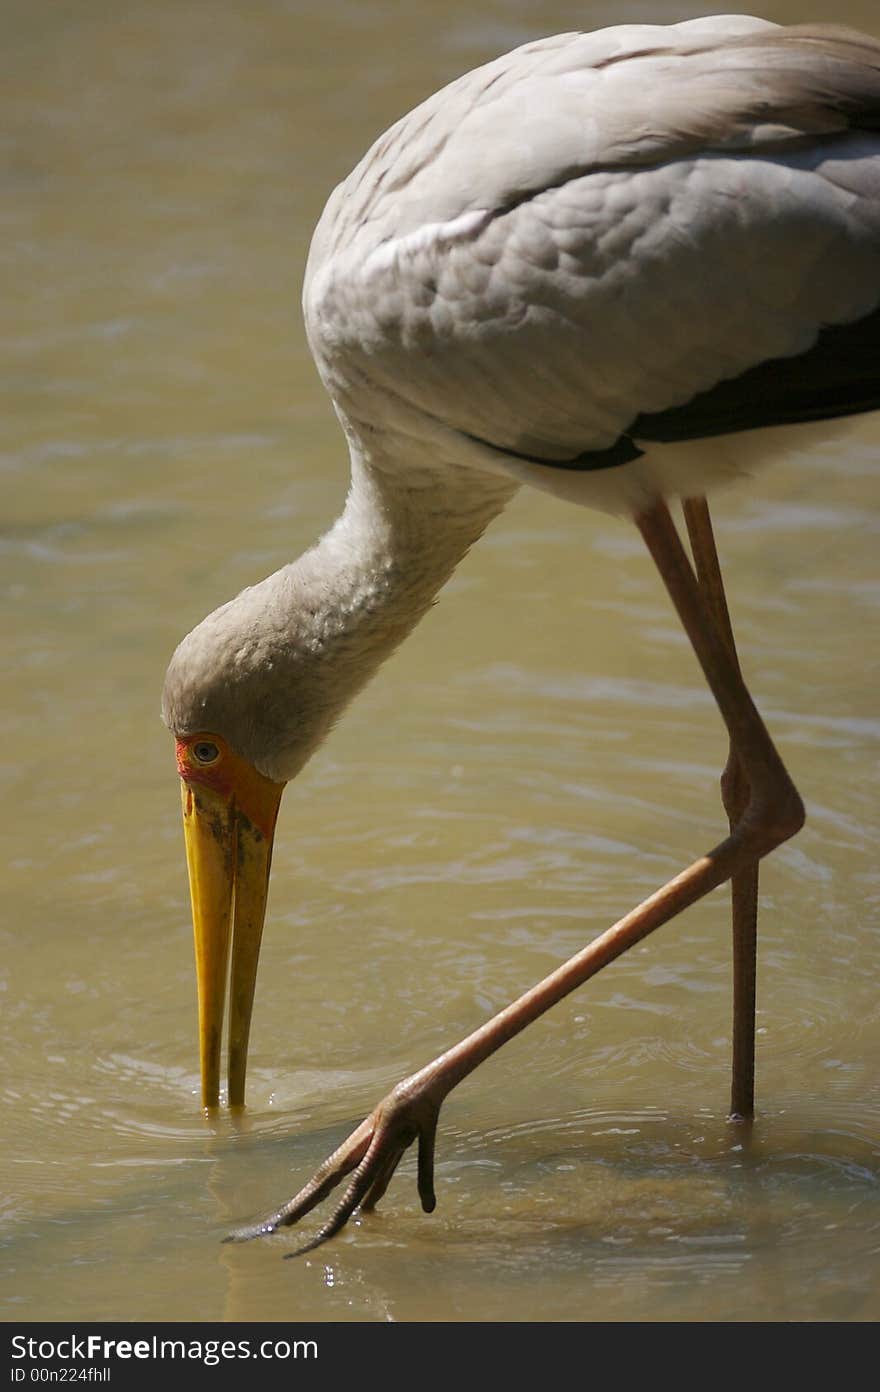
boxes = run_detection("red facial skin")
[175,734,284,839]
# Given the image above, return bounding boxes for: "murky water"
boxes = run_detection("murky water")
[2,0,878,1322]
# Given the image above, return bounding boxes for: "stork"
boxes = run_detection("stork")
[162,15,880,1253]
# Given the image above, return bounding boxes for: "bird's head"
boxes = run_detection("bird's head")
[161,568,348,1110]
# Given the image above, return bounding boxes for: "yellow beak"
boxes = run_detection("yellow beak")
[177,738,284,1109]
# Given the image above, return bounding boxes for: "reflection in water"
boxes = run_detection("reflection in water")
[2,0,879,1322]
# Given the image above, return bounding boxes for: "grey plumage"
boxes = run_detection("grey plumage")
[305,16,880,472]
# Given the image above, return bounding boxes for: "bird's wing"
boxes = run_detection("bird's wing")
[305,18,880,460]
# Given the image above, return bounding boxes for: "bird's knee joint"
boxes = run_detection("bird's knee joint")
[772,785,806,844]
[719,756,750,826]
[744,786,805,854]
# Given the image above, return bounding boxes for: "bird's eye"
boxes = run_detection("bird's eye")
[192,740,220,765]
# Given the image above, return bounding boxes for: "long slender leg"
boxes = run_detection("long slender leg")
[682,496,758,1120]
[229,498,804,1255]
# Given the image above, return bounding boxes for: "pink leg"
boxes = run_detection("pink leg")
[229,497,804,1255]
[683,496,758,1120]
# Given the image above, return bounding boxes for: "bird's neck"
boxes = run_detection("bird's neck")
[299,448,516,671]
[247,446,515,778]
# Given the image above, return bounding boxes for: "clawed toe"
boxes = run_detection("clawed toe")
[225,1081,443,1256]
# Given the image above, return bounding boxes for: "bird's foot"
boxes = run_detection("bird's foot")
[224,1075,443,1256]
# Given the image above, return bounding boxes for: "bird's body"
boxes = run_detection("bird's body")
[162,15,880,1252]
[305,14,880,506]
